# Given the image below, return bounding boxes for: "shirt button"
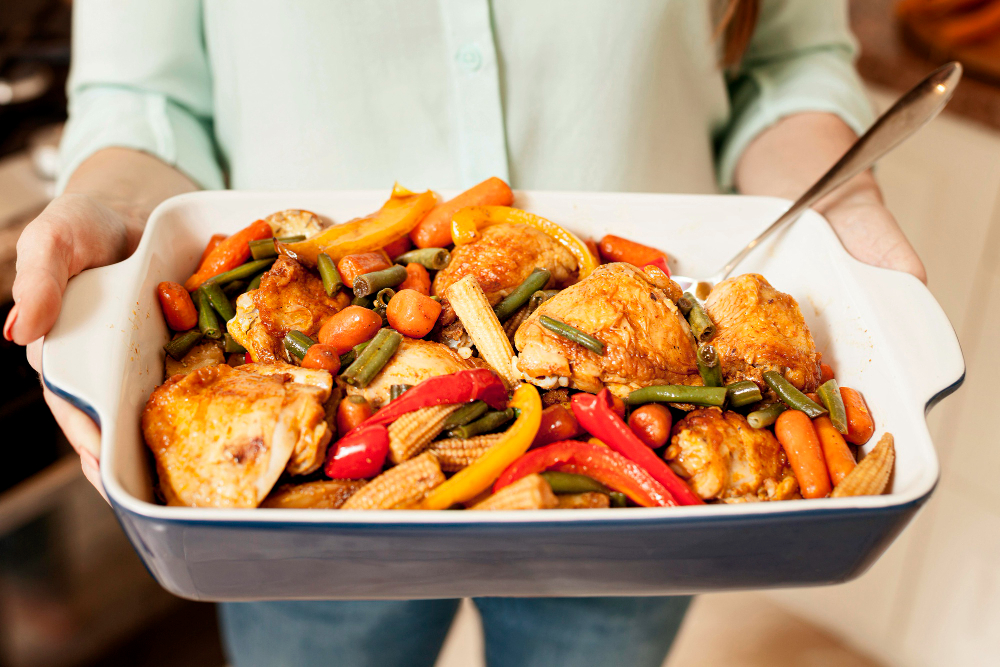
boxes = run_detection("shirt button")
[456,44,483,72]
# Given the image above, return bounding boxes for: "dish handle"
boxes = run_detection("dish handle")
[847,260,965,412]
[40,260,134,427]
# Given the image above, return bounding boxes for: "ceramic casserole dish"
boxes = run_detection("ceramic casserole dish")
[40,190,964,601]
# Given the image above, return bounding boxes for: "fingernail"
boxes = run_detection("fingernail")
[3,303,18,342]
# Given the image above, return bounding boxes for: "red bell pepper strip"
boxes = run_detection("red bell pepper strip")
[643,256,671,279]
[571,390,704,505]
[494,440,676,508]
[360,368,507,430]
[324,424,389,479]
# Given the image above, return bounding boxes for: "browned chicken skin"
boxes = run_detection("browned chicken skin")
[704,273,821,395]
[514,263,699,397]
[229,256,349,363]
[142,363,332,508]
[665,409,797,502]
[433,223,578,324]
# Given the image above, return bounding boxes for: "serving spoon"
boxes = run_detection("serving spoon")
[672,61,962,300]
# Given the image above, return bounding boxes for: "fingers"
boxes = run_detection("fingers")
[42,385,101,460]
[81,455,109,504]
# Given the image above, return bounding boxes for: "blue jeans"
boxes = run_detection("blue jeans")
[219,597,691,667]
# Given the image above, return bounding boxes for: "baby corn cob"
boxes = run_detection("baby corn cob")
[470,474,558,510]
[427,433,503,472]
[503,303,531,344]
[446,275,519,386]
[341,452,445,509]
[387,403,462,464]
[556,492,611,509]
[831,433,895,498]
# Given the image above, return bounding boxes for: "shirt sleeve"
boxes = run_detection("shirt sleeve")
[57,0,224,192]
[715,0,875,191]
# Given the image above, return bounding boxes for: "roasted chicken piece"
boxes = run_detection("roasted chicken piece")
[142,363,332,507]
[261,480,365,509]
[344,337,481,409]
[433,223,578,324]
[665,409,797,502]
[704,273,821,395]
[164,340,225,377]
[514,263,698,397]
[228,256,349,363]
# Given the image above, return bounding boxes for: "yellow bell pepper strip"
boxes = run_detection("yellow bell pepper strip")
[418,383,542,509]
[450,206,597,279]
[279,184,436,266]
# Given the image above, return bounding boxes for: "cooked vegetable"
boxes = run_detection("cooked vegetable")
[301,343,341,373]
[195,288,222,339]
[447,408,515,440]
[338,252,393,288]
[840,387,875,445]
[185,219,273,291]
[494,268,552,322]
[419,383,541,510]
[326,424,388,479]
[820,362,835,384]
[387,403,462,464]
[472,473,558,511]
[643,256,671,279]
[763,371,827,418]
[774,410,832,499]
[389,384,412,401]
[249,235,305,260]
[747,402,787,429]
[817,379,848,435]
[572,390,701,505]
[627,404,672,448]
[354,264,408,298]
[539,316,605,356]
[351,295,374,309]
[201,281,236,322]
[382,234,412,260]
[341,451,445,509]
[609,492,628,507]
[336,395,373,436]
[528,289,559,312]
[532,404,582,448]
[726,380,763,408]
[318,305,383,354]
[446,275,519,386]
[223,332,246,354]
[197,233,227,269]
[386,289,441,338]
[374,288,396,314]
[556,492,611,509]
[814,415,856,486]
[411,176,514,249]
[442,400,489,430]
[540,471,610,495]
[157,281,198,331]
[395,247,451,271]
[203,258,276,286]
[597,235,668,267]
[283,330,315,360]
[626,385,727,408]
[397,263,431,295]
[428,433,502,472]
[247,272,264,291]
[317,252,343,296]
[222,280,246,297]
[696,344,722,387]
[831,433,894,497]
[163,330,203,361]
[681,292,715,343]
[340,328,402,388]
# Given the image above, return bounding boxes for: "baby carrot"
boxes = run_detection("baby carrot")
[337,252,392,287]
[820,362,835,384]
[410,177,513,248]
[382,235,412,260]
[386,289,442,338]
[840,387,875,445]
[398,263,431,295]
[185,219,273,291]
[598,235,668,267]
[318,306,383,354]
[156,281,198,331]
[337,395,373,436]
[301,343,341,374]
[814,415,856,486]
[198,234,228,270]
[775,410,832,499]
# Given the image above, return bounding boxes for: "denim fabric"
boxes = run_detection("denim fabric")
[219,596,691,667]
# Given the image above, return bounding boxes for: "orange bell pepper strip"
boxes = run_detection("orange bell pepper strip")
[418,383,542,509]
[185,219,273,291]
[279,184,436,266]
[450,206,597,280]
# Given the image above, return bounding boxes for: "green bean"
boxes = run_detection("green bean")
[747,402,787,429]
[682,292,715,343]
[195,288,222,339]
[528,290,560,313]
[222,280,247,297]
[205,258,277,286]
[224,333,247,354]
[726,380,763,409]
[441,401,489,430]
[626,384,727,407]
[201,281,236,321]
[540,471,610,495]
[762,370,827,418]
[247,272,265,291]
[250,235,306,260]
[677,293,694,317]
[374,288,396,311]
[609,492,628,508]
[446,408,515,439]
[390,384,413,401]
[494,268,551,322]
[539,316,604,355]
[395,247,451,270]
[340,328,402,388]
[817,379,848,434]
[353,265,408,298]
[430,295,441,303]
[353,340,370,357]
[338,349,356,368]
[283,330,315,360]
[696,344,722,387]
[317,252,343,296]
[163,330,203,361]
[351,295,374,309]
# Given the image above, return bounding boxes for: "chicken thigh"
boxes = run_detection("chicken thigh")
[704,273,821,395]
[514,263,699,397]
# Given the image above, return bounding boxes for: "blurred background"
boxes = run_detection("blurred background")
[0,1,997,666]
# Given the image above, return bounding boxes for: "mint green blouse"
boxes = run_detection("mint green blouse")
[59,0,873,196]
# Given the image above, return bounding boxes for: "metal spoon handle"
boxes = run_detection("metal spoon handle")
[713,61,962,284]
